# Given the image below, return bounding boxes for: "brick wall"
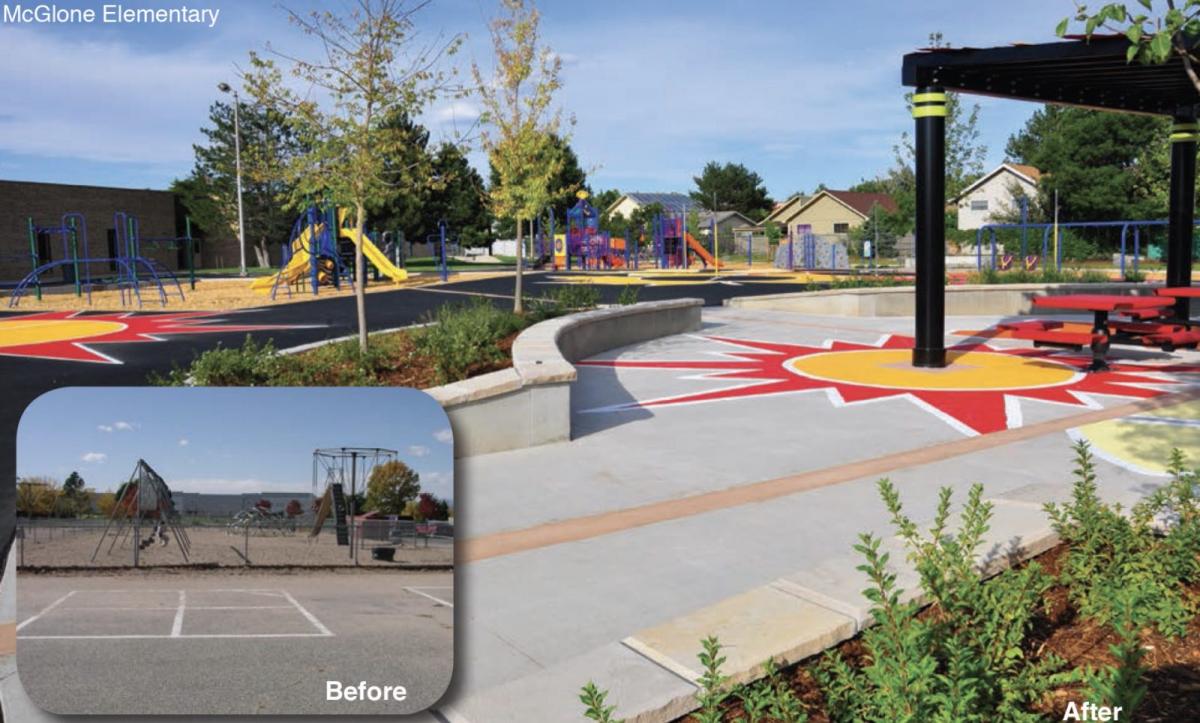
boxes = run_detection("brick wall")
[0,180,185,282]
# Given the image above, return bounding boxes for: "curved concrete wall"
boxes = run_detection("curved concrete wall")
[428,299,703,457]
[725,282,1194,317]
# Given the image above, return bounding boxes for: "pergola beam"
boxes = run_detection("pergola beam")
[903,38,1200,368]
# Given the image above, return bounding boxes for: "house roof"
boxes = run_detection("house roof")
[607,192,696,215]
[698,210,756,226]
[950,162,1042,203]
[763,193,809,223]
[821,190,899,218]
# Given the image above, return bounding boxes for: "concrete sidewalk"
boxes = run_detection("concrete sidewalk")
[441,309,1200,721]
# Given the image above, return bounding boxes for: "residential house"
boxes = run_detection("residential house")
[604,192,696,220]
[951,163,1041,230]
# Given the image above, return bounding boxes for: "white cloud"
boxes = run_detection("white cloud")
[81,452,107,464]
[113,421,135,431]
[97,424,113,433]
[178,438,189,447]
[433,428,453,444]
[408,444,431,458]
[0,26,225,165]
[431,100,481,123]
[418,470,453,501]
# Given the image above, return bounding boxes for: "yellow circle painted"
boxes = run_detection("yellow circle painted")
[0,319,126,347]
[787,349,1079,391]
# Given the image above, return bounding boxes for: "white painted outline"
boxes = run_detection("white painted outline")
[17,591,75,631]
[17,588,335,640]
[405,586,454,608]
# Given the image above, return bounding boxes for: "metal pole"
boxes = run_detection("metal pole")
[439,220,448,283]
[1054,189,1061,271]
[27,218,41,301]
[349,451,358,564]
[912,86,947,368]
[1168,117,1197,318]
[185,216,195,290]
[233,90,247,277]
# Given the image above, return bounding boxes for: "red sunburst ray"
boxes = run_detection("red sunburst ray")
[576,332,1200,437]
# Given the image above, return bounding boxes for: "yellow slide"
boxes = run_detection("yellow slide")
[343,224,408,283]
[251,209,407,294]
[684,231,724,269]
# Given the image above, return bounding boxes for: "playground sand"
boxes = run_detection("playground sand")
[0,270,514,312]
[17,524,452,568]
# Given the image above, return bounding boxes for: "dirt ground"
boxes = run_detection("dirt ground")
[17,524,451,568]
[0,273,466,311]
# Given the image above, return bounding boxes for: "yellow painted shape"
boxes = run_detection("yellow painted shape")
[788,348,1079,391]
[1076,401,1200,475]
[0,319,126,347]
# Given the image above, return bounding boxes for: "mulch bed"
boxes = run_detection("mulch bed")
[681,543,1200,722]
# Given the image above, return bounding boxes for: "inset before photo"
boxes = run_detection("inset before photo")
[14,387,453,715]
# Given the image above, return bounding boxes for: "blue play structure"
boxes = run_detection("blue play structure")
[426,220,458,282]
[975,218,1200,274]
[7,211,189,308]
[263,206,355,300]
[563,194,614,270]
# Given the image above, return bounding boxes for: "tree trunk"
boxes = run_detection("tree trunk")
[254,241,270,268]
[513,217,524,313]
[354,203,368,353]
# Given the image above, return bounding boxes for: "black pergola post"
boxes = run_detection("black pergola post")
[1167,116,1197,319]
[912,87,947,368]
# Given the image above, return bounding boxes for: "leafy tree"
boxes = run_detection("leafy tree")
[414,491,450,521]
[489,132,585,238]
[1060,1,1200,92]
[174,100,302,267]
[690,161,773,220]
[473,0,569,312]
[424,143,493,247]
[245,0,462,351]
[370,109,435,239]
[63,471,85,499]
[364,460,421,515]
[891,33,988,202]
[1006,105,1169,225]
[16,477,59,518]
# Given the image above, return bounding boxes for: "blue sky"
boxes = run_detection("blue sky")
[0,0,1075,198]
[17,387,455,501]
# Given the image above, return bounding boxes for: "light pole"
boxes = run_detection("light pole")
[218,82,247,277]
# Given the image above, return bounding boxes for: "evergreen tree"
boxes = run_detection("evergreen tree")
[690,161,773,220]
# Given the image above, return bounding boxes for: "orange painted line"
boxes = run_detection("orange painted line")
[459,387,1200,563]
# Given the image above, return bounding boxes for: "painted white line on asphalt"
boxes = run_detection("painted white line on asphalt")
[280,590,334,636]
[171,590,186,637]
[17,591,76,631]
[405,587,454,608]
[19,633,335,640]
[62,605,293,611]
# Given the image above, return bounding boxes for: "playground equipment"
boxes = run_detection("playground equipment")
[426,219,458,282]
[773,225,849,270]
[974,218,1200,274]
[227,501,301,536]
[250,207,407,298]
[90,459,192,565]
[556,192,617,270]
[7,212,191,308]
[311,447,397,563]
[650,213,722,270]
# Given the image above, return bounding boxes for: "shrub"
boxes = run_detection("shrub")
[815,480,1068,722]
[530,284,601,318]
[617,284,640,306]
[412,298,526,385]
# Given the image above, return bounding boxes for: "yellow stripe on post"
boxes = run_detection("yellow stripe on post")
[912,92,947,104]
[1170,132,1200,143]
[912,105,948,118]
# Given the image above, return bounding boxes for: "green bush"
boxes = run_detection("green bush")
[1058,231,1100,261]
[815,480,1068,722]
[530,284,601,317]
[617,284,640,306]
[150,336,284,386]
[412,298,526,385]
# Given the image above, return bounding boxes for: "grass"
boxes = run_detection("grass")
[192,266,276,277]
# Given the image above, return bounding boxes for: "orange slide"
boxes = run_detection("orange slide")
[684,232,724,268]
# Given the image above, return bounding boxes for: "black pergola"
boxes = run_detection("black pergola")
[901,37,1199,367]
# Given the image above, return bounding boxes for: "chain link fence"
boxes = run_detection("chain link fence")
[17,516,452,569]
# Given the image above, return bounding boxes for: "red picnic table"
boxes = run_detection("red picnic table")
[1010,295,1180,371]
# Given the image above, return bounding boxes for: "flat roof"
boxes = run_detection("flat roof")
[902,36,1200,117]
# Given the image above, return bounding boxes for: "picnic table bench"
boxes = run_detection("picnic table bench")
[1003,294,1183,371]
